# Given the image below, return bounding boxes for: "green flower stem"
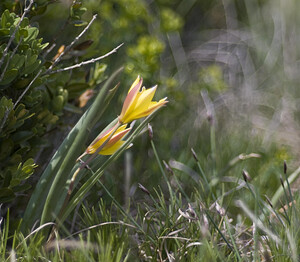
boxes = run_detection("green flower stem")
[271,166,300,206]
[150,140,173,199]
[244,179,272,228]
[281,178,292,224]
[205,210,233,252]
[224,216,242,261]
[282,169,298,223]
[210,123,217,178]
[195,159,216,201]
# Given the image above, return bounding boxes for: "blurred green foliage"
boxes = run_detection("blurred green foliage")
[82,0,184,83]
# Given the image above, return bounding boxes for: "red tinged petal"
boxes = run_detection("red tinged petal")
[103,127,131,148]
[86,124,130,155]
[119,77,143,122]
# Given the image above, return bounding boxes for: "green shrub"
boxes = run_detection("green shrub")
[0,2,101,203]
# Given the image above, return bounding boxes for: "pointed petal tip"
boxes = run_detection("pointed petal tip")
[128,76,143,93]
[160,97,168,104]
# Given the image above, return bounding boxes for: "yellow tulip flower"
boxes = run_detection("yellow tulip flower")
[118,76,168,124]
[85,124,131,155]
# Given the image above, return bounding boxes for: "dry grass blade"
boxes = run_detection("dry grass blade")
[45,240,98,252]
[67,221,137,239]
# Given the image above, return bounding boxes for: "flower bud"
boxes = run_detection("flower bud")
[148,123,153,140]
[138,183,150,195]
[284,160,287,175]
[163,160,174,175]
[191,148,199,162]
[242,169,251,182]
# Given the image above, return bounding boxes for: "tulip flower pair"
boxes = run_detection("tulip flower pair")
[85,76,168,156]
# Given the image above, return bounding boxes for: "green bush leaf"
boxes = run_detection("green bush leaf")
[71,20,88,27]
[11,130,34,144]
[0,188,15,203]
[0,68,18,85]
[1,10,10,28]
[12,183,31,193]
[0,28,10,36]
[8,54,25,70]
[23,59,41,75]
[0,138,13,160]
[24,27,39,43]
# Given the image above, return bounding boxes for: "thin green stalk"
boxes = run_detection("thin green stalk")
[272,166,300,205]
[283,161,293,203]
[280,176,292,225]
[210,123,217,178]
[253,187,258,262]
[150,140,173,200]
[205,210,233,252]
[192,148,216,201]
[279,200,291,225]
[266,205,285,226]
[282,163,298,223]
[244,178,272,228]
[196,162,210,189]
[171,170,190,201]
[224,216,242,261]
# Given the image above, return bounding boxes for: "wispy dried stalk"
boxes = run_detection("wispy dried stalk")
[13,14,97,109]
[48,43,124,75]
[13,69,43,110]
[45,14,97,74]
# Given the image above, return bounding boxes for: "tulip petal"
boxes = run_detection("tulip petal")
[100,141,126,155]
[131,98,168,119]
[134,85,157,109]
[86,124,130,154]
[128,75,141,93]
[119,77,143,122]
[105,127,130,147]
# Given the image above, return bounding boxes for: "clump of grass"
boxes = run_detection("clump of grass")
[1,136,300,261]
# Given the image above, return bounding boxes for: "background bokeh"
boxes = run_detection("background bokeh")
[1,0,299,218]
